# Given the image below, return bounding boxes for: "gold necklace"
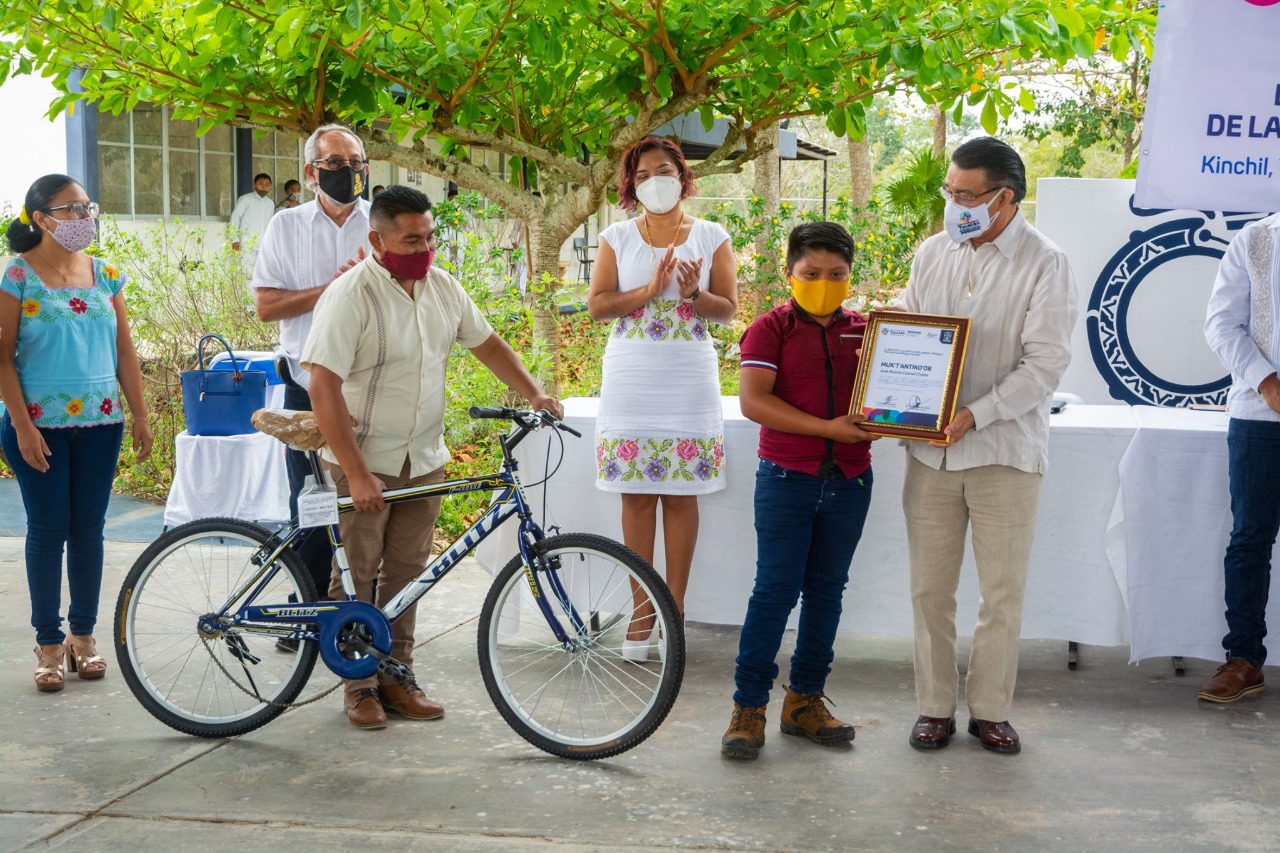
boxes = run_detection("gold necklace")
[641,212,685,261]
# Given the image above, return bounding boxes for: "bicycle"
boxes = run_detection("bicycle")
[114,406,684,760]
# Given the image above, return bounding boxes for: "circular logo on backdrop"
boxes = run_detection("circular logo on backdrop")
[1244,0,1280,7]
[1086,198,1237,407]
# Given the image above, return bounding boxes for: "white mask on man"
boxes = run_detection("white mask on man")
[635,176,683,214]
[943,195,1002,244]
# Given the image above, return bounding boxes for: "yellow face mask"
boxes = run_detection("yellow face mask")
[790,275,848,317]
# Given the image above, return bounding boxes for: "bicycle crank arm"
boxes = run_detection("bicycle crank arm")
[342,632,414,684]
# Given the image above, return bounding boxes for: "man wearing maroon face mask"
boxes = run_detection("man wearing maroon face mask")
[301,185,563,730]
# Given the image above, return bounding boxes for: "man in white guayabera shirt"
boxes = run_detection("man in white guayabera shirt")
[251,123,371,607]
[1199,211,1280,705]
[893,137,1078,757]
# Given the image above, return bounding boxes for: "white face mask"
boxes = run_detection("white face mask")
[943,195,1002,244]
[635,175,683,214]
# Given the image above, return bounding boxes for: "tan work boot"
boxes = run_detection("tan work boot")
[780,686,855,745]
[344,687,388,730]
[379,679,445,720]
[721,703,767,760]
[1197,658,1264,703]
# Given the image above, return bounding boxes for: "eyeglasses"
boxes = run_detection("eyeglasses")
[312,158,369,170]
[938,186,1002,206]
[44,201,99,219]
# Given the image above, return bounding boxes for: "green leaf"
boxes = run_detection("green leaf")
[1018,87,1036,112]
[345,0,363,31]
[980,96,997,135]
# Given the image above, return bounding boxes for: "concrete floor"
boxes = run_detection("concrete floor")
[1,523,1278,852]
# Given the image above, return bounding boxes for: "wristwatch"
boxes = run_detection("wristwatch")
[681,289,701,304]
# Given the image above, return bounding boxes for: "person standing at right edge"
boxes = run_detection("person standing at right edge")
[1199,211,1280,704]
[721,222,878,760]
[251,123,371,612]
[897,138,1077,755]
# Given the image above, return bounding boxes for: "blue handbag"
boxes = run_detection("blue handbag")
[181,334,268,436]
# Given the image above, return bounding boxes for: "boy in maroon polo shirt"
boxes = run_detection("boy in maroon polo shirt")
[722,221,879,760]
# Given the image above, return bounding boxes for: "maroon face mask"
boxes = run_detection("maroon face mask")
[377,247,434,281]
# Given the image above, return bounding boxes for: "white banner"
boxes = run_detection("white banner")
[1135,0,1280,212]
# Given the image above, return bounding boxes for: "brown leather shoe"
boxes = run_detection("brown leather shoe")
[780,687,855,745]
[344,687,388,730]
[909,715,956,750]
[721,703,767,760]
[1198,658,1264,703]
[378,680,445,720]
[968,718,1020,754]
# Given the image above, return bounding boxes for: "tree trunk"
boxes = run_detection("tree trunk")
[752,124,781,303]
[932,104,947,157]
[848,137,873,209]
[527,225,566,397]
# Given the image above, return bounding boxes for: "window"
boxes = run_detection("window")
[251,130,305,201]
[97,105,234,219]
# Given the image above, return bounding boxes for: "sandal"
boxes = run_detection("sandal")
[67,635,108,680]
[34,644,66,692]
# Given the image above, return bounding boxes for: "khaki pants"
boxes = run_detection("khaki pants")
[902,456,1042,722]
[323,458,445,694]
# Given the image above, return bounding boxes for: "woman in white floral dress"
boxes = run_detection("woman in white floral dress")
[587,137,738,660]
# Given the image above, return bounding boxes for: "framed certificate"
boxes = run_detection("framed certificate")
[849,311,971,441]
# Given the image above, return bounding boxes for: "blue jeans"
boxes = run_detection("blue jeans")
[282,381,335,598]
[733,459,873,708]
[1223,417,1280,667]
[1,414,123,646]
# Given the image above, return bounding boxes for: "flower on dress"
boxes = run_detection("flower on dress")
[617,440,640,462]
[65,399,83,417]
[676,439,698,461]
[7,264,26,283]
[693,459,713,480]
[676,301,696,322]
[596,444,606,465]
[713,441,724,464]
[22,299,39,318]
[26,402,42,420]
[100,398,114,415]
[645,318,669,340]
[628,307,645,320]
[691,321,706,341]
[102,265,120,281]
[603,460,622,481]
[69,297,88,314]
[643,458,669,481]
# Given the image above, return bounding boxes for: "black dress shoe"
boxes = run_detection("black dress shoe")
[909,715,956,750]
[968,718,1020,754]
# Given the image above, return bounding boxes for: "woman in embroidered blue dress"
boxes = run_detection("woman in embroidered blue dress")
[1,174,151,692]
[587,138,738,660]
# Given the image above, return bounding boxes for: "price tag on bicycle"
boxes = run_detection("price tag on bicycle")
[297,475,339,528]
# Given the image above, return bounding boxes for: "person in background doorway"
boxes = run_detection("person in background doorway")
[277,179,302,211]
[0,174,151,693]
[230,173,275,253]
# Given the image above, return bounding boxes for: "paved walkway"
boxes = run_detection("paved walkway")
[0,486,1278,851]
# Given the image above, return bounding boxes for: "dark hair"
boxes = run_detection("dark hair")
[6,174,81,254]
[253,173,272,184]
[786,221,855,269]
[617,137,695,212]
[369,184,432,230]
[284,179,301,192]
[950,137,1027,205]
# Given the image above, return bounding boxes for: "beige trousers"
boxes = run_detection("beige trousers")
[902,456,1043,722]
[323,458,445,694]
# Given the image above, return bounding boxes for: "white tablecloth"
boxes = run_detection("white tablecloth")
[477,398,1135,644]
[1111,407,1280,663]
[163,429,290,528]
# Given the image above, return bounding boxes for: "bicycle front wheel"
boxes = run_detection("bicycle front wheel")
[115,517,320,738]
[478,533,685,760]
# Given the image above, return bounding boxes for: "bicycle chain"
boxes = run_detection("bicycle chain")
[200,635,342,709]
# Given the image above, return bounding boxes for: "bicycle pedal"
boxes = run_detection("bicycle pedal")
[377,657,413,682]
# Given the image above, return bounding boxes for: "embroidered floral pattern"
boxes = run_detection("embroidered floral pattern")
[8,264,26,283]
[597,435,725,485]
[22,299,39,318]
[21,392,121,428]
[69,297,88,314]
[612,299,708,342]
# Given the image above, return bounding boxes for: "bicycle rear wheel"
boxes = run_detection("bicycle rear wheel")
[115,517,320,737]
[478,533,684,760]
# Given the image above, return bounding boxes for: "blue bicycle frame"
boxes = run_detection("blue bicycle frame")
[199,413,588,681]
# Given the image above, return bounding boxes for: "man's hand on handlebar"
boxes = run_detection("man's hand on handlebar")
[530,394,565,421]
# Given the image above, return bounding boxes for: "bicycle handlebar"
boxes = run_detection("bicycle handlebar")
[468,405,582,438]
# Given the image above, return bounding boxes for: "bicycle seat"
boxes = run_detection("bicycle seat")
[251,408,328,451]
